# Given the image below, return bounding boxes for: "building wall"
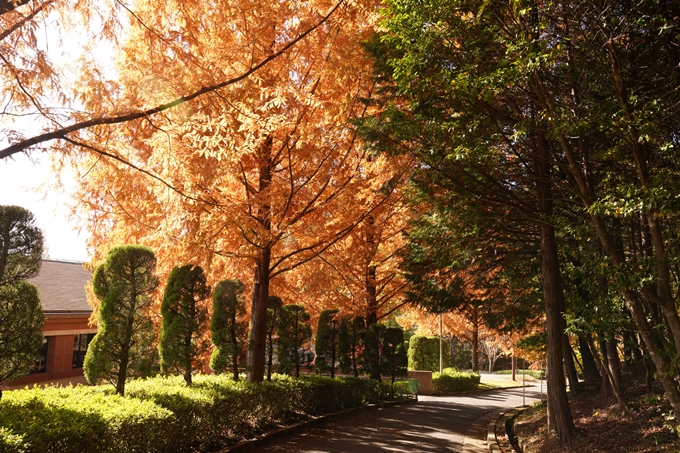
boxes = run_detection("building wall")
[11,313,96,387]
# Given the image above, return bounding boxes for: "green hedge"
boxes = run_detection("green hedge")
[1,374,412,453]
[432,368,480,394]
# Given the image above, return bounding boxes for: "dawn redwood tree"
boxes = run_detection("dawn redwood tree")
[265,295,283,381]
[210,279,247,381]
[314,309,340,377]
[84,245,159,396]
[65,0,399,385]
[276,304,312,377]
[159,264,211,386]
[0,205,44,398]
[338,315,366,377]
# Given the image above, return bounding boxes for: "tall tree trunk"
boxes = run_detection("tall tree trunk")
[246,137,273,383]
[294,311,300,377]
[535,129,575,447]
[599,338,611,395]
[562,332,579,395]
[266,328,274,381]
[623,291,680,413]
[606,339,625,398]
[578,335,600,381]
[231,307,239,381]
[471,306,479,372]
[184,334,193,385]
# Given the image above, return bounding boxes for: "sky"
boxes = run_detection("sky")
[0,8,105,263]
[0,152,91,262]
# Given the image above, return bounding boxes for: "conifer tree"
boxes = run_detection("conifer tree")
[314,309,340,378]
[84,245,159,396]
[276,304,312,377]
[159,264,211,385]
[0,205,44,399]
[338,315,366,377]
[364,323,386,381]
[265,295,283,381]
[382,327,407,384]
[210,279,247,380]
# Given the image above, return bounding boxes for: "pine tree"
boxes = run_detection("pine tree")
[159,264,211,385]
[0,206,44,399]
[382,327,407,384]
[314,309,340,378]
[84,245,159,396]
[276,304,312,377]
[364,323,386,381]
[210,279,247,381]
[265,295,283,381]
[338,315,366,377]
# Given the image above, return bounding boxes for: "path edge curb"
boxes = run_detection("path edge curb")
[221,397,419,452]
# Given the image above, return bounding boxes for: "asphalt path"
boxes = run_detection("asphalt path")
[255,385,543,453]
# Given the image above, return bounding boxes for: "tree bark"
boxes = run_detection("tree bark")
[471,306,479,373]
[578,335,600,381]
[606,339,625,398]
[562,332,579,395]
[535,129,575,446]
[246,138,273,383]
[623,291,680,414]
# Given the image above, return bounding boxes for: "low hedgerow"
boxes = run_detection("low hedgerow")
[432,368,480,394]
[0,385,173,453]
[0,374,413,453]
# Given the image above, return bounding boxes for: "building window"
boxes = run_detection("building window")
[72,333,95,369]
[31,337,49,373]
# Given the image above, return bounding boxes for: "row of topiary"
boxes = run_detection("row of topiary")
[81,245,417,395]
[0,374,412,453]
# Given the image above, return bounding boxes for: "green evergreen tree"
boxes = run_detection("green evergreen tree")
[0,205,45,399]
[382,326,407,384]
[338,315,366,377]
[84,245,159,396]
[210,279,247,381]
[407,336,442,372]
[159,264,211,385]
[364,323,386,381]
[265,295,283,381]
[314,309,340,377]
[276,304,312,377]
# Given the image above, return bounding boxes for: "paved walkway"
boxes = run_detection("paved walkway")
[250,385,543,453]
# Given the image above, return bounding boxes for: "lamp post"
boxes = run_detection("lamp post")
[439,312,443,374]
[522,357,526,406]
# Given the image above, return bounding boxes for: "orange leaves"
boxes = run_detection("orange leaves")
[64,0,399,320]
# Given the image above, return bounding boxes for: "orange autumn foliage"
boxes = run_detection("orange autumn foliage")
[60,0,413,381]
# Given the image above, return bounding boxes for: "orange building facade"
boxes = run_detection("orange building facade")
[10,260,96,388]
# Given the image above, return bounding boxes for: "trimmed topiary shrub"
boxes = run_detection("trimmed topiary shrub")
[432,367,480,394]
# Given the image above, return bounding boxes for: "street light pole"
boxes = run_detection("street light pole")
[439,312,443,374]
[522,358,526,406]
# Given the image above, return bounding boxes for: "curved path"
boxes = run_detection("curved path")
[255,385,543,453]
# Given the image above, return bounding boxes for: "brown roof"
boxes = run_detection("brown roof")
[29,260,92,314]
